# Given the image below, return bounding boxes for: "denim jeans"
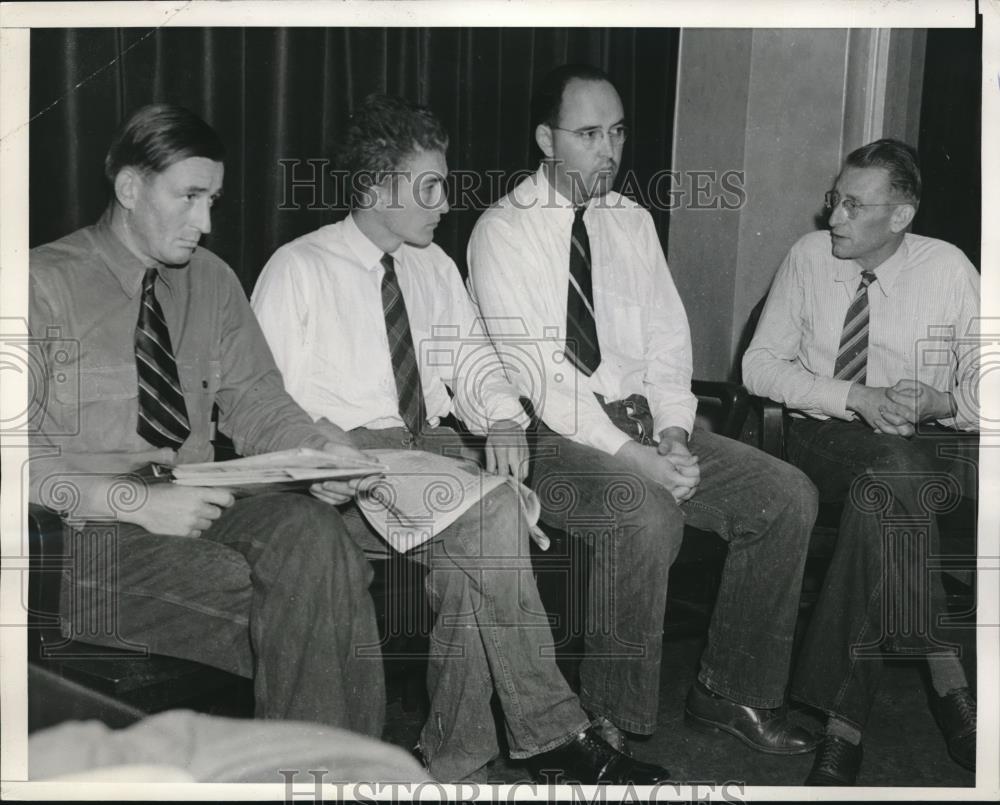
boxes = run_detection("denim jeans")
[29,709,431,783]
[528,399,817,734]
[343,426,591,782]
[59,492,385,737]
[786,418,978,730]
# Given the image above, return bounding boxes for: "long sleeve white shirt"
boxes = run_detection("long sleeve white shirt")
[742,229,980,431]
[251,213,526,434]
[468,166,696,456]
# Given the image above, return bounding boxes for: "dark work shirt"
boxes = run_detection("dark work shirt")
[29,211,333,514]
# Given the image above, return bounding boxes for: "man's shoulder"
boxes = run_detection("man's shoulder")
[30,226,98,273]
[592,190,646,214]
[903,233,977,275]
[268,221,351,267]
[475,175,539,230]
[590,191,654,233]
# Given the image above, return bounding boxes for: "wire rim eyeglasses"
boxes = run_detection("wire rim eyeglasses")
[551,124,629,148]
[824,190,904,219]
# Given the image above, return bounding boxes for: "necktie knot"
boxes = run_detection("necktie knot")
[142,268,158,295]
[859,270,876,289]
[380,253,395,276]
[573,206,587,225]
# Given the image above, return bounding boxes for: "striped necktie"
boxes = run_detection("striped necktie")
[380,253,425,439]
[565,206,602,376]
[135,268,191,449]
[833,270,877,384]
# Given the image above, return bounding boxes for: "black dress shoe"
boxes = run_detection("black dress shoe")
[930,687,976,771]
[684,682,818,755]
[530,727,670,785]
[805,735,863,785]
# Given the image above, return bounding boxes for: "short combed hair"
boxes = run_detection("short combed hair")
[531,63,614,130]
[337,94,449,207]
[845,138,922,204]
[104,104,224,184]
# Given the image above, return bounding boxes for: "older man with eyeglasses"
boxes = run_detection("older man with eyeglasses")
[469,63,821,770]
[743,138,980,785]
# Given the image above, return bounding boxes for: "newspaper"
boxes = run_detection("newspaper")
[354,449,549,554]
[156,448,386,496]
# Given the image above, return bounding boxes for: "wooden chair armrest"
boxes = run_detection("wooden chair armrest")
[691,380,751,440]
[27,503,69,650]
[748,395,786,459]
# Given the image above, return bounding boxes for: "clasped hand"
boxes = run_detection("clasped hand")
[848,379,951,437]
[616,427,700,504]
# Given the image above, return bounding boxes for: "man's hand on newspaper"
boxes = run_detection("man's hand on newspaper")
[485,419,529,482]
[124,484,235,538]
[308,440,373,505]
[310,478,363,506]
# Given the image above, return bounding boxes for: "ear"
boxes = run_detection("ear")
[889,202,916,233]
[535,123,554,158]
[114,167,142,211]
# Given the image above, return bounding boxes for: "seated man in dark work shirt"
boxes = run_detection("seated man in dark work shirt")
[29,104,385,739]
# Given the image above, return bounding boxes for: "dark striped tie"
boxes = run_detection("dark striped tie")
[833,270,877,384]
[135,268,190,449]
[380,254,425,439]
[565,206,602,376]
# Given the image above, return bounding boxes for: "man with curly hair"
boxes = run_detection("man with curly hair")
[253,94,669,785]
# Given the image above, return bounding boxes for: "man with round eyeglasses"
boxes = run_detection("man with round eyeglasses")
[744,138,980,785]
[470,63,820,768]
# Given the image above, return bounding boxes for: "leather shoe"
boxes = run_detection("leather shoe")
[684,682,818,755]
[805,735,863,785]
[530,726,670,785]
[929,687,976,771]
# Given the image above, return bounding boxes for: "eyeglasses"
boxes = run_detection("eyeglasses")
[824,190,902,220]
[551,124,629,149]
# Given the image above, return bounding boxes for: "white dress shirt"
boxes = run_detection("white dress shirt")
[742,229,980,430]
[251,213,526,434]
[468,166,696,456]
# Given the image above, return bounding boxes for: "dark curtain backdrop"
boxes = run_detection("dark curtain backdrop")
[30,28,680,292]
[914,23,982,269]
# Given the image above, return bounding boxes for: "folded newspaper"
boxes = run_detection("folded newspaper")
[355,449,550,554]
[157,447,548,554]
[155,448,386,495]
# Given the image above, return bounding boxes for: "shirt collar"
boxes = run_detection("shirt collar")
[91,208,183,298]
[832,234,910,297]
[535,164,581,224]
[344,211,401,271]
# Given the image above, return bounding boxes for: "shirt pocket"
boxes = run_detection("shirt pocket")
[51,363,138,449]
[176,358,221,443]
[605,301,645,347]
